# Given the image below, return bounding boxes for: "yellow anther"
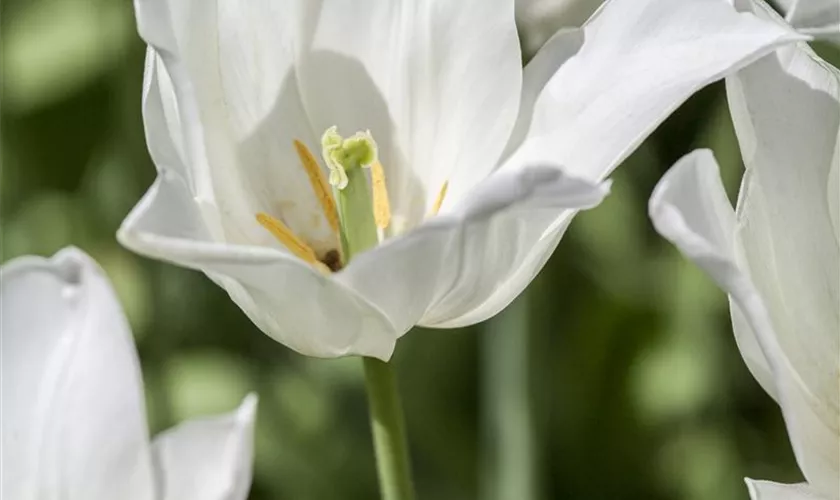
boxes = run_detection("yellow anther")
[293,140,340,234]
[430,181,449,216]
[256,212,330,274]
[371,160,391,230]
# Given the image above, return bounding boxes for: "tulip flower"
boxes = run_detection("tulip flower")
[0,248,258,500]
[119,0,802,360]
[648,4,839,496]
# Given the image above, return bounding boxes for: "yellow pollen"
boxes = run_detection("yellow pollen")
[293,140,340,234]
[256,212,330,274]
[371,160,391,229]
[431,181,449,216]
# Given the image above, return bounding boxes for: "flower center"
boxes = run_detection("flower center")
[255,126,393,273]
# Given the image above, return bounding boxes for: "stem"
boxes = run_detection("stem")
[363,357,416,500]
[329,133,415,500]
[481,292,536,500]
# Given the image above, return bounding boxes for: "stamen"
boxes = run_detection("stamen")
[431,181,449,215]
[256,212,329,273]
[293,140,340,234]
[371,160,391,230]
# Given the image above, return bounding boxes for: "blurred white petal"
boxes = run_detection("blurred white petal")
[650,150,839,497]
[152,395,258,500]
[0,248,155,500]
[746,479,833,500]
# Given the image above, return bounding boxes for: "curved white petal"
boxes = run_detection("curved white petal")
[772,0,840,41]
[647,149,779,399]
[435,0,804,327]
[726,2,840,491]
[296,0,523,224]
[135,1,336,252]
[502,28,585,166]
[504,0,804,183]
[0,248,154,500]
[118,176,398,360]
[649,150,839,497]
[152,394,257,500]
[745,479,832,500]
[337,166,609,330]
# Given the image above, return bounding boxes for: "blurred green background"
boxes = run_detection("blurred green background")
[2,1,837,499]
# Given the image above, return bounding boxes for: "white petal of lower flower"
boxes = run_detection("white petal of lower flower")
[649,150,839,498]
[152,395,258,500]
[505,0,804,183]
[337,166,609,330]
[0,248,155,500]
[745,479,833,500]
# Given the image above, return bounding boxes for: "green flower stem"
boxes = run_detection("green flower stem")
[481,292,536,500]
[363,357,416,500]
[333,163,415,500]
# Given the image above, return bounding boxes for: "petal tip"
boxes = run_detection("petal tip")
[235,393,259,426]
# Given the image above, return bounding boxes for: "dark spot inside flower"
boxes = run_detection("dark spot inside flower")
[320,249,343,272]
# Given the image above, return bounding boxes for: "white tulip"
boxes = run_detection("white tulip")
[0,248,258,500]
[649,4,839,495]
[119,0,802,360]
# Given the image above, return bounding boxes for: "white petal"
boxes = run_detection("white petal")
[745,479,832,500]
[134,2,337,253]
[647,148,779,400]
[296,0,523,226]
[337,166,609,330]
[449,0,803,329]
[0,248,154,500]
[502,28,584,166]
[649,150,839,497]
[504,0,804,183]
[152,394,257,500]
[771,0,840,40]
[727,3,840,490]
[118,177,397,360]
